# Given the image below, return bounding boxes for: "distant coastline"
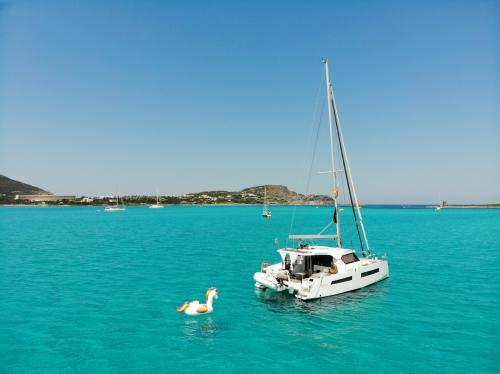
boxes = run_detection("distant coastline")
[426,204,500,209]
[1,184,334,206]
[1,175,498,208]
[2,203,499,208]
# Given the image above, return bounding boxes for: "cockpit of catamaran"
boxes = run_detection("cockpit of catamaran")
[288,254,336,279]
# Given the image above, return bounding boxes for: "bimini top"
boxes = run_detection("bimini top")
[278,245,355,260]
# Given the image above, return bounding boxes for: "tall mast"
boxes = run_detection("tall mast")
[325,58,371,256]
[323,59,342,247]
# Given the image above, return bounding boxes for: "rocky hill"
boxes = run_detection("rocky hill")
[0,175,50,195]
[183,185,332,205]
[241,185,332,204]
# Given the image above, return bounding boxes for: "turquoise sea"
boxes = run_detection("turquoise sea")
[1,206,499,373]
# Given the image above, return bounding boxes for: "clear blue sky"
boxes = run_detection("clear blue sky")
[1,0,498,203]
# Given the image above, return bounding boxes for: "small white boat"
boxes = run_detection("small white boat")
[149,190,164,209]
[104,206,125,212]
[262,209,272,218]
[254,58,389,301]
[104,195,126,212]
[435,200,446,210]
[262,186,272,218]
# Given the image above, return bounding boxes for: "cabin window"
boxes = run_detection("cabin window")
[291,255,307,275]
[284,254,291,270]
[331,276,352,285]
[311,255,334,268]
[341,253,360,264]
[361,268,379,277]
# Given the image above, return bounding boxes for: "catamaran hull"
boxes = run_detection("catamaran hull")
[297,259,389,300]
[254,259,389,301]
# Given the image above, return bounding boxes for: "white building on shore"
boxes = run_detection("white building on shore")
[15,194,76,202]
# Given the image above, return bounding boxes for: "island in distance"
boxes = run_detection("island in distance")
[0,175,332,206]
[1,174,499,208]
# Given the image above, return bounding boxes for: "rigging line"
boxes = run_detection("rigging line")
[318,221,334,234]
[304,76,326,196]
[294,100,325,241]
[329,93,366,256]
[329,79,371,256]
[340,168,354,246]
[288,72,325,247]
[305,98,325,194]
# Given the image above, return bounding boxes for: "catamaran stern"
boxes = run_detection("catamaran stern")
[253,272,288,292]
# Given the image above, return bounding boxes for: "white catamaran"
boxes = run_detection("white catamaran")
[254,58,389,300]
[262,186,272,218]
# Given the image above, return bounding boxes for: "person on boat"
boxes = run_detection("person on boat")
[329,261,338,274]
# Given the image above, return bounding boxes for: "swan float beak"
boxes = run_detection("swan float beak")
[177,302,190,313]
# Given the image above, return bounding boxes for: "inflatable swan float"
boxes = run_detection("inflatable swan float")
[177,287,218,316]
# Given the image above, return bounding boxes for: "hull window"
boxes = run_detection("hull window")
[331,276,352,285]
[361,268,379,277]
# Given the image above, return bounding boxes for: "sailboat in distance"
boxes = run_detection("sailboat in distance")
[262,186,272,218]
[253,58,389,300]
[104,194,126,212]
[149,190,164,209]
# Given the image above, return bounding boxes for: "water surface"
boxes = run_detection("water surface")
[1,206,499,372]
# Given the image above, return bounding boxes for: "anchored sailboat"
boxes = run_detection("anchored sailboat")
[254,58,389,300]
[149,190,164,209]
[104,194,126,212]
[262,186,272,218]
